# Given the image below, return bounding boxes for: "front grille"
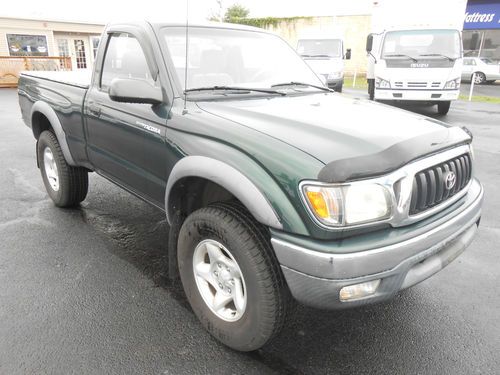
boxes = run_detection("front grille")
[409,153,472,215]
[407,81,427,88]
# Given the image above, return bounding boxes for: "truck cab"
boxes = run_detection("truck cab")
[297,36,350,92]
[366,28,463,115]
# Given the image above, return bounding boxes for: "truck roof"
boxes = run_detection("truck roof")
[115,20,270,34]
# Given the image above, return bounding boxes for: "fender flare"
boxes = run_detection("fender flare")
[165,156,283,230]
[31,101,77,166]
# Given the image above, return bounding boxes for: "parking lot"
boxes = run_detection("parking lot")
[0,87,499,374]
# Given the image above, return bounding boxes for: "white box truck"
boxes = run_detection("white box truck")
[366,0,468,114]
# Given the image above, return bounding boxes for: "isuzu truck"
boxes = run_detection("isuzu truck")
[366,0,467,114]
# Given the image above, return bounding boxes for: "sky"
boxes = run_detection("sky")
[1,0,373,24]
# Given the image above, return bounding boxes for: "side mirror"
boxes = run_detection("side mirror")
[366,34,373,53]
[109,78,163,105]
[345,48,352,60]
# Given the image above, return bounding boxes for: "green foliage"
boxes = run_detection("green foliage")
[223,4,250,23]
[232,16,313,29]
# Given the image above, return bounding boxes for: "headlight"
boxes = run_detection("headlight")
[327,72,342,79]
[375,77,390,89]
[302,183,392,227]
[444,78,460,89]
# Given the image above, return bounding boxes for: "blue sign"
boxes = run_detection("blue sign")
[464,2,500,29]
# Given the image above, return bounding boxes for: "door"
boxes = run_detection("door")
[56,37,89,70]
[84,32,170,206]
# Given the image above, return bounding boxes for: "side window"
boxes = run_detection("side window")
[101,33,154,91]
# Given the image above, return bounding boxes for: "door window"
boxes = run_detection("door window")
[74,39,87,69]
[57,39,70,69]
[100,33,154,91]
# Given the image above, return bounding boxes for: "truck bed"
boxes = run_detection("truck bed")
[20,70,92,89]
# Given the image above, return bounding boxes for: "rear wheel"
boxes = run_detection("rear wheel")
[473,72,486,84]
[335,84,343,93]
[177,202,289,351]
[37,130,88,207]
[437,101,451,115]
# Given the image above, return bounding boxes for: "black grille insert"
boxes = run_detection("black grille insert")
[409,153,472,215]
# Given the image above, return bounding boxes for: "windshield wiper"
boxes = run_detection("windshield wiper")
[419,53,456,61]
[184,86,286,96]
[271,82,333,92]
[384,54,418,62]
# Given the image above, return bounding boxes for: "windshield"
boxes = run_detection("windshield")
[297,39,342,58]
[382,29,461,59]
[161,26,322,91]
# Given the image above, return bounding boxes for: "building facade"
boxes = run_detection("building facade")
[463,0,500,62]
[0,16,104,83]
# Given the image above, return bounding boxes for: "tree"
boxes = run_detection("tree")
[224,4,250,23]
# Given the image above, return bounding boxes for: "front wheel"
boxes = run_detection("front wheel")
[437,101,451,115]
[177,202,289,351]
[473,72,486,84]
[37,130,88,207]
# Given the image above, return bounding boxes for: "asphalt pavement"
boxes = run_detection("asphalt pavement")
[1,88,499,374]
[460,81,500,98]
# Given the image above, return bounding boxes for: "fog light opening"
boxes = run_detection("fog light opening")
[339,279,381,302]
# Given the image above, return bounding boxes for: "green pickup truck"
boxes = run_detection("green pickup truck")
[18,21,483,351]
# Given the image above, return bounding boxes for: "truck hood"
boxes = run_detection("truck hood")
[196,93,468,175]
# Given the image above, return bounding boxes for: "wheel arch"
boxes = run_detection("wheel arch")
[165,156,283,230]
[31,101,76,166]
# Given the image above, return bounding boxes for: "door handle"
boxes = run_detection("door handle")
[88,103,101,117]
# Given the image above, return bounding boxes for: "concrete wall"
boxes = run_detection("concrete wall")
[262,15,372,75]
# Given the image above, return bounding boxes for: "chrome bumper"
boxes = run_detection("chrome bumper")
[271,179,483,309]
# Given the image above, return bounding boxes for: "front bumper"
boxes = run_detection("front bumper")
[375,88,459,101]
[271,179,483,309]
[326,78,343,89]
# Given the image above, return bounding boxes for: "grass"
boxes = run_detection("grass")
[343,77,368,90]
[458,94,500,104]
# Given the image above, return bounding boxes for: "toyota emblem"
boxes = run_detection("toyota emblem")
[444,171,456,190]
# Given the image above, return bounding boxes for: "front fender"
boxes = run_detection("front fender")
[165,155,309,235]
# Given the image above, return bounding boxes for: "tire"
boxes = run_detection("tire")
[177,202,289,351]
[335,84,343,93]
[37,130,88,207]
[368,79,375,100]
[473,72,486,84]
[437,101,451,115]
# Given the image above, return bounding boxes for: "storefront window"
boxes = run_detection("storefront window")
[7,34,49,56]
[482,30,500,61]
[463,30,500,62]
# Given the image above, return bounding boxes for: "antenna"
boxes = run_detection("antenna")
[182,0,189,115]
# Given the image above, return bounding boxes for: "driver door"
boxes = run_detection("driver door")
[84,32,170,205]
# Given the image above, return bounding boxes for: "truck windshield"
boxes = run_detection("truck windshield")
[161,26,322,92]
[297,39,342,58]
[382,29,461,60]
